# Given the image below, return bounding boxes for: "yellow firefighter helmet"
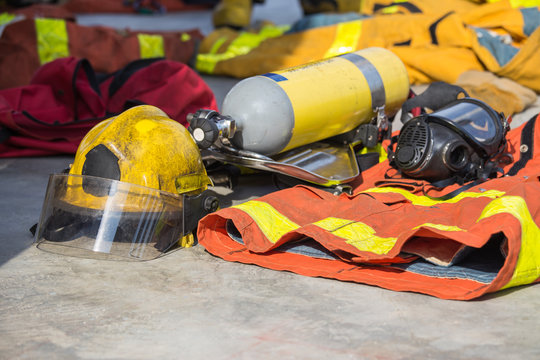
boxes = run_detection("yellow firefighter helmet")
[34,105,217,261]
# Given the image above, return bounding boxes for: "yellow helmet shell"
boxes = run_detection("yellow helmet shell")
[70,105,211,197]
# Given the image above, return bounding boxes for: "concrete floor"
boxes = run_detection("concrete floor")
[1,2,540,359]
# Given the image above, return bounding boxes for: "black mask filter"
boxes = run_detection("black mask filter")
[394,98,508,183]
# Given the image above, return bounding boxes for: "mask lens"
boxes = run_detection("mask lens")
[434,101,497,143]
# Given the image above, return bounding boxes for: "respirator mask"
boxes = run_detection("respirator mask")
[393,97,509,184]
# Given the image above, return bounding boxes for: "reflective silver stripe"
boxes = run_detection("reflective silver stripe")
[340,52,386,109]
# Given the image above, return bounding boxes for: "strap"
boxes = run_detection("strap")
[107,58,164,98]
[400,82,468,123]
[374,178,424,192]
[506,114,537,176]
[72,59,102,121]
[0,126,13,143]
[423,179,484,201]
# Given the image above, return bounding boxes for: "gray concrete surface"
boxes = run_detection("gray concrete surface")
[1,2,540,359]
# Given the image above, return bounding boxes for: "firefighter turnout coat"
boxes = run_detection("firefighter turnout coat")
[197,113,540,300]
[196,0,540,92]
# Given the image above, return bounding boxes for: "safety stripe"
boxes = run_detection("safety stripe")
[314,217,397,255]
[362,187,505,207]
[209,36,227,54]
[232,200,299,244]
[137,33,165,59]
[35,18,69,65]
[180,32,191,42]
[340,52,386,109]
[0,12,16,26]
[324,20,362,59]
[196,24,289,74]
[412,223,465,232]
[505,0,540,8]
[487,0,540,7]
[358,143,388,163]
[477,196,540,289]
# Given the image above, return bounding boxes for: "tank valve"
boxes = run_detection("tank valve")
[187,109,236,149]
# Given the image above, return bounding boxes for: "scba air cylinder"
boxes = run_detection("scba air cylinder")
[221,47,410,155]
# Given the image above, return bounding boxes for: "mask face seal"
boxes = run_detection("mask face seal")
[394,98,508,183]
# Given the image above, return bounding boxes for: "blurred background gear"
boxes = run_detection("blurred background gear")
[456,70,537,117]
[212,0,262,29]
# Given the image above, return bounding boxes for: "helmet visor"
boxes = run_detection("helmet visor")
[34,174,186,261]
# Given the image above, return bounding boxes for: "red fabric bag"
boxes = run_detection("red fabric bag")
[0,56,217,157]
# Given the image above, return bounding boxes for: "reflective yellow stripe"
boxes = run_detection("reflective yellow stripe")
[488,0,540,7]
[362,187,505,207]
[314,217,397,255]
[477,196,540,289]
[412,223,465,232]
[510,0,540,7]
[324,20,362,59]
[196,24,290,74]
[379,0,409,14]
[137,33,165,58]
[209,36,227,54]
[35,18,69,65]
[0,12,16,26]
[358,143,388,163]
[232,200,299,244]
[180,32,191,42]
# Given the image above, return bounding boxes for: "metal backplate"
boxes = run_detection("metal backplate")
[201,142,360,186]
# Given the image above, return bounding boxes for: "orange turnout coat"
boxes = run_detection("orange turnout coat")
[198,112,540,300]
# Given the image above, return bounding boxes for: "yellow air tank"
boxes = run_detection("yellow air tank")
[189,47,410,156]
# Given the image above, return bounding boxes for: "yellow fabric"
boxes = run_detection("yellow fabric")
[456,70,538,115]
[412,223,466,232]
[478,196,540,289]
[137,33,165,59]
[358,143,388,163]
[0,12,15,26]
[35,18,69,65]
[362,187,505,206]
[180,32,191,42]
[232,200,300,244]
[324,20,363,58]
[505,0,540,7]
[198,0,540,92]
[212,0,252,28]
[359,0,481,15]
[196,24,289,74]
[314,217,397,255]
[493,27,540,91]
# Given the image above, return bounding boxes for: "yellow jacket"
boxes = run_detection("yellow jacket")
[197,0,540,91]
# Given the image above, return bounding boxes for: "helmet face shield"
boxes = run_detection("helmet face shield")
[34,174,187,261]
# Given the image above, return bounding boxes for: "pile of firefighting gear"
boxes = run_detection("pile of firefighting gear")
[2,0,540,300]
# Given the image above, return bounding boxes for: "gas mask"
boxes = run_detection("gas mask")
[393,98,509,183]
